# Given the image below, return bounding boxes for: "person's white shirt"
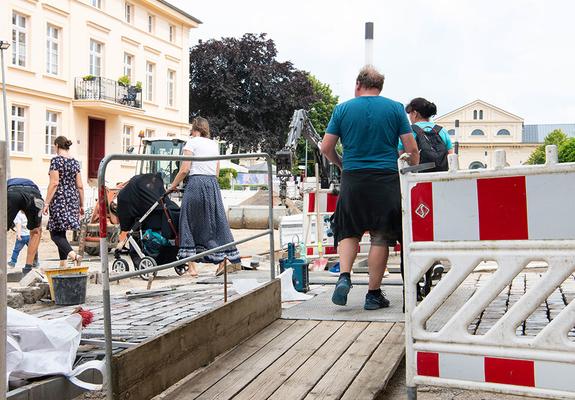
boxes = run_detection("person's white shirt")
[14,212,30,237]
[183,136,219,176]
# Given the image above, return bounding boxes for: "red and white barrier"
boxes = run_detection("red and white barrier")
[417,351,575,393]
[302,190,372,258]
[400,147,575,400]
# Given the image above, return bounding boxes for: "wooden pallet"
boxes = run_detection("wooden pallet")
[156,320,405,400]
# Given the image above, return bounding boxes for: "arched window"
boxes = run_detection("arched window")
[473,110,478,120]
[497,129,511,136]
[469,161,485,169]
[471,129,485,136]
[479,110,483,120]
[447,129,455,136]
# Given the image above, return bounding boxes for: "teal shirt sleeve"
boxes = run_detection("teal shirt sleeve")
[440,128,453,150]
[325,105,341,136]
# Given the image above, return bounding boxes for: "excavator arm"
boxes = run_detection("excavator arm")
[276,109,338,203]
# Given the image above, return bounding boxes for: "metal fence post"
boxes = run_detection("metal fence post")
[0,141,7,399]
[267,156,275,280]
[98,170,114,400]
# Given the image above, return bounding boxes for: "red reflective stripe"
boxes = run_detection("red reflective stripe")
[98,185,107,239]
[411,183,434,242]
[417,352,439,377]
[326,193,338,212]
[477,176,528,240]
[485,357,535,387]
[325,246,336,255]
[308,192,315,213]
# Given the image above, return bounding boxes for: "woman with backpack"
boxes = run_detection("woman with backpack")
[399,97,453,171]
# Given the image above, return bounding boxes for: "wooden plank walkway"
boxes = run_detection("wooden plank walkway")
[156,320,405,400]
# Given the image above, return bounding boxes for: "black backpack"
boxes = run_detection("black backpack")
[412,124,448,172]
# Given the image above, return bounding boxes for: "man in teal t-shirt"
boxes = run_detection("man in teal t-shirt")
[326,94,412,171]
[320,66,419,310]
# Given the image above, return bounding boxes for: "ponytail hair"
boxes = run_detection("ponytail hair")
[54,136,73,150]
[405,97,437,119]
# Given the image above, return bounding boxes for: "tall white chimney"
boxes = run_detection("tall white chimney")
[365,22,374,65]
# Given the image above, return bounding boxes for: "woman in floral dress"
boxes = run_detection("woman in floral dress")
[42,136,85,266]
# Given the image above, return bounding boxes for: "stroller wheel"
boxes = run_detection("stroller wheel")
[112,258,129,274]
[137,256,158,281]
[174,264,189,276]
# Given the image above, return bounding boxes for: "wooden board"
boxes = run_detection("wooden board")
[233,321,344,400]
[112,279,281,400]
[267,321,369,400]
[340,323,405,400]
[157,321,406,400]
[155,319,296,400]
[195,320,320,400]
[303,322,393,400]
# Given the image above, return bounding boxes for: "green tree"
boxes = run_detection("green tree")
[526,129,568,164]
[217,168,238,190]
[308,75,339,134]
[189,33,317,155]
[297,75,339,175]
[559,137,575,163]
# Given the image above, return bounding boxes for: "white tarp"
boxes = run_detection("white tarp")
[6,307,104,391]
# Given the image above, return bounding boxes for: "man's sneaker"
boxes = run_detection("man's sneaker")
[328,262,340,276]
[332,274,352,306]
[7,262,15,268]
[364,291,390,310]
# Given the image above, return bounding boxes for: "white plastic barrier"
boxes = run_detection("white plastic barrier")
[400,146,575,399]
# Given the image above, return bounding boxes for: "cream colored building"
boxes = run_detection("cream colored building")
[435,99,539,169]
[0,0,200,187]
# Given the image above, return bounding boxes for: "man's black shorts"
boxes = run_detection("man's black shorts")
[7,186,44,230]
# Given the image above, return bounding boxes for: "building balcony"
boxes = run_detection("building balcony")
[73,77,144,113]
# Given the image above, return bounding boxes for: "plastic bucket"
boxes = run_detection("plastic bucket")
[44,266,89,300]
[52,274,88,306]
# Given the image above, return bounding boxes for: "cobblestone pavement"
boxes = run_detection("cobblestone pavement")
[31,270,575,344]
[32,284,237,343]
[463,272,575,338]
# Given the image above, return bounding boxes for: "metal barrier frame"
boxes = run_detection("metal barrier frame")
[400,147,575,400]
[97,152,275,399]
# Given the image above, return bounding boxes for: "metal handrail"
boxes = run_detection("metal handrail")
[97,152,275,399]
[109,230,271,281]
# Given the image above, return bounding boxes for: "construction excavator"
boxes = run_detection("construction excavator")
[275,109,340,204]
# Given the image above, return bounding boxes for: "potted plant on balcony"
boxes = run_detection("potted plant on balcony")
[118,75,131,87]
[83,74,96,81]
[134,81,142,93]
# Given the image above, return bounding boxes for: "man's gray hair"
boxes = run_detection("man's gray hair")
[356,65,385,91]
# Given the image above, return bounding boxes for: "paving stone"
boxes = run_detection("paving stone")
[7,292,24,308]
[11,286,44,304]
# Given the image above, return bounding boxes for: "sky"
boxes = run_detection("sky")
[169,0,575,124]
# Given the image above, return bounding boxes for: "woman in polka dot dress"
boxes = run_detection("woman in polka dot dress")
[42,136,85,267]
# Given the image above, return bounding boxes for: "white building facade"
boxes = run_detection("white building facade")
[0,0,200,186]
[435,100,539,169]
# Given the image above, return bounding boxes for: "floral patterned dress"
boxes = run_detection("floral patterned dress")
[47,156,81,232]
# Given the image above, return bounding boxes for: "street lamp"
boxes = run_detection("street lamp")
[0,40,10,179]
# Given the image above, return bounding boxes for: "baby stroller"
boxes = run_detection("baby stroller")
[112,173,188,280]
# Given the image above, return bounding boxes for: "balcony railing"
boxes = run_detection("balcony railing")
[74,77,142,109]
